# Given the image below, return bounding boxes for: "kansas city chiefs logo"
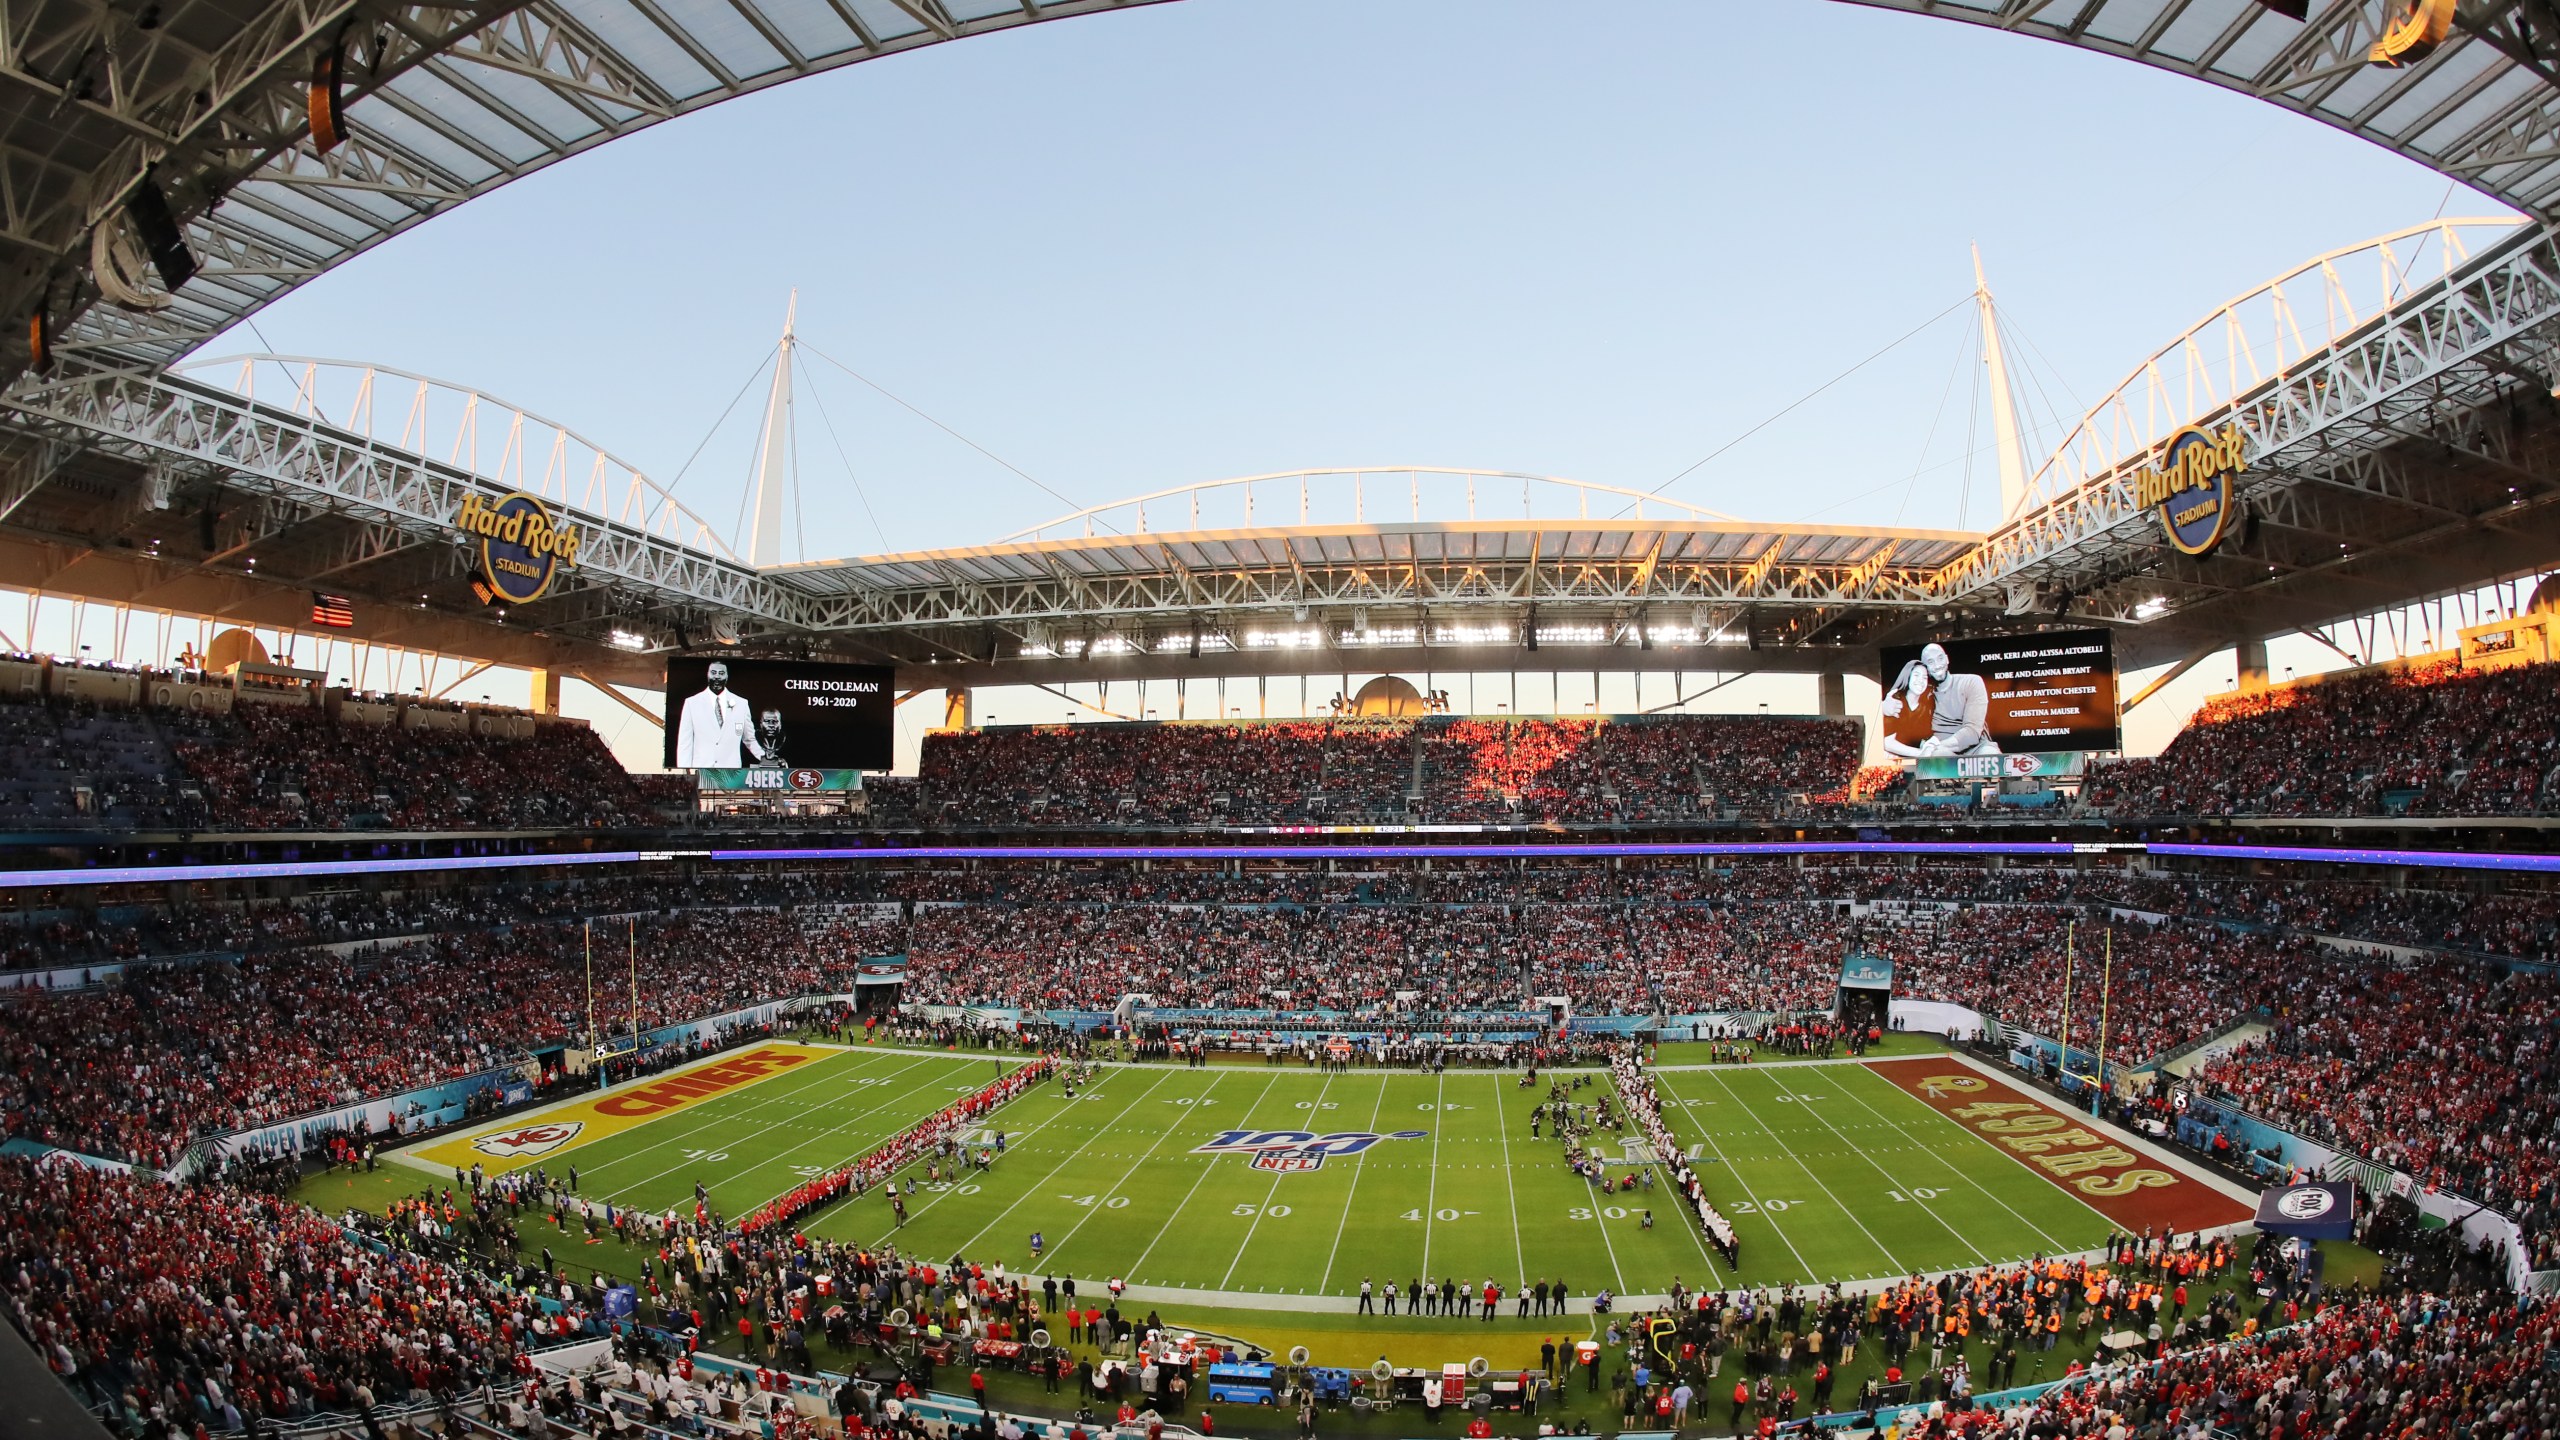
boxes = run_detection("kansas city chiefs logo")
[472,1121,584,1159]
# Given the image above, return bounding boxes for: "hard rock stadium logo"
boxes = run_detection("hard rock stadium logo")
[456,490,584,606]
[471,1121,584,1159]
[1193,1128,1428,1174]
[2133,422,2246,557]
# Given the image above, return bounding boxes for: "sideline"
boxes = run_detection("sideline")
[996,1223,2252,1316]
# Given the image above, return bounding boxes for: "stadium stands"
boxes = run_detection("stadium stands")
[2189,959,2558,1266]
[0,1155,591,1422]
[6,654,2560,828]
[4,658,2559,1440]
[1946,1286,2556,1440]
[915,713,1865,826]
[0,689,672,831]
[0,908,898,1167]
[2087,659,2560,817]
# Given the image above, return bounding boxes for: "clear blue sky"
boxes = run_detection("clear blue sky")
[203,0,2514,768]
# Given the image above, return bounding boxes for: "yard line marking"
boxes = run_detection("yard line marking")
[1618,1072,1725,1291]
[1579,1079,1632,1299]
[1221,1070,1336,1289]
[729,1056,1031,1218]
[600,1054,958,1208]
[849,1063,1174,1246]
[1763,1069,2007,1261]
[1037,1068,1232,1269]
[947,1064,1189,1259]
[572,1049,929,1180]
[1853,1061,2132,1234]
[581,1051,938,1194]
[1126,1068,1288,1281]
[1488,1073,1527,1284]
[1828,1068,2076,1254]
[1661,1071,1816,1279]
[1701,1067,1907,1278]
[1317,1072,1394,1295]
[1422,1071,1446,1279]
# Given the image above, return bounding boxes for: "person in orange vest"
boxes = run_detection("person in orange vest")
[1733,1378,1752,1426]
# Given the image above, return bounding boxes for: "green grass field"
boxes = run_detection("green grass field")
[402,1045,1026,1222]
[401,1042,2123,1302]
[345,1038,2351,1436]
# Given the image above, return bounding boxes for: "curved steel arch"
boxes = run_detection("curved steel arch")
[171,353,740,558]
[16,0,2560,382]
[2016,216,2523,516]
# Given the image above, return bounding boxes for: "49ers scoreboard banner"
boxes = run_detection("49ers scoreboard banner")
[409,1042,836,1173]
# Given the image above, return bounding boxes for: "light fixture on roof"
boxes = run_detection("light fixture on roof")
[2134,597,2168,620]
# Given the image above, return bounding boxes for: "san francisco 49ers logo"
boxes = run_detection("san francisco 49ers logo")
[472,1121,585,1159]
[788,769,826,790]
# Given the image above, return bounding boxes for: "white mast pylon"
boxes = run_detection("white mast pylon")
[1972,245,2031,524]
[745,290,798,567]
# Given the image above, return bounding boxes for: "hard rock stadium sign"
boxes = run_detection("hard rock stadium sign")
[456,490,585,606]
[2133,423,2247,557]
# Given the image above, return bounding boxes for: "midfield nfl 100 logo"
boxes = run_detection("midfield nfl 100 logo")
[2133,422,2246,556]
[457,490,585,605]
[1193,1128,1428,1174]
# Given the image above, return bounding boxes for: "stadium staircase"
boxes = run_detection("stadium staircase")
[1405,726,1426,812]
[2149,1018,2269,1078]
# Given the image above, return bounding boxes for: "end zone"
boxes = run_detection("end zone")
[1867,1054,2252,1234]
[403,1042,839,1175]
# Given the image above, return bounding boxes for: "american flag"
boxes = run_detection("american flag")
[310,592,355,629]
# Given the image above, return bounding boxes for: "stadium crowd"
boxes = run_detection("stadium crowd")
[2085,658,2560,817]
[6,651,2560,830]
[1932,1285,2555,1440]
[166,703,669,830]
[2187,959,2559,1267]
[0,1154,599,1426]
[20,857,2560,973]
[0,908,899,1167]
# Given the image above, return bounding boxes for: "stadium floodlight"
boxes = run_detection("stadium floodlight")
[2134,598,2168,620]
[608,629,649,651]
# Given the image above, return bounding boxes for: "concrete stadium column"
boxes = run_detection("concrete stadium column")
[944,687,972,730]
[2235,638,2270,693]
[530,668,561,715]
[1818,670,1847,718]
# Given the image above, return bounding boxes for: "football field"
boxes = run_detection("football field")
[402,1043,2250,1304]
[403,1043,1029,1222]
